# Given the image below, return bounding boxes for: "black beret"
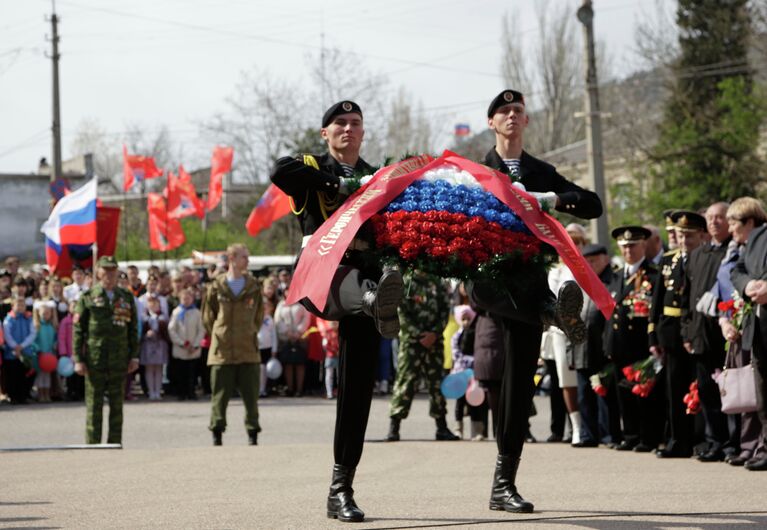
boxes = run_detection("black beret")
[671,210,706,232]
[487,89,525,117]
[322,101,362,127]
[582,243,608,257]
[611,225,651,245]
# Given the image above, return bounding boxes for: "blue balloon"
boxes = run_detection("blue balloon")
[441,372,469,399]
[459,368,474,382]
[57,356,74,377]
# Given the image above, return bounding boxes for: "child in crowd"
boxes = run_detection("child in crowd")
[450,304,487,441]
[168,288,205,401]
[258,298,278,398]
[318,319,339,399]
[140,296,169,400]
[32,301,58,403]
[2,297,37,404]
[57,300,78,399]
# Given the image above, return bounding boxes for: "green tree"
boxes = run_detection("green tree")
[647,0,765,214]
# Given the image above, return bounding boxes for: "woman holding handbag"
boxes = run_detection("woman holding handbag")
[725,197,767,470]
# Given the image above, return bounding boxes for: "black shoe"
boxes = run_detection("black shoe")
[697,448,725,462]
[553,281,586,345]
[247,430,258,446]
[546,434,563,443]
[327,464,365,522]
[435,416,460,441]
[615,440,638,451]
[572,440,599,448]
[362,268,404,339]
[744,456,767,471]
[656,447,692,459]
[633,443,654,453]
[212,429,223,446]
[385,418,401,442]
[729,455,749,467]
[488,455,534,513]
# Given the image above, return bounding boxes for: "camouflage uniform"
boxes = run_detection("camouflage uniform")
[389,271,451,420]
[74,282,138,444]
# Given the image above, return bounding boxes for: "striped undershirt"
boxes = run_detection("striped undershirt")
[339,163,355,177]
[503,158,521,178]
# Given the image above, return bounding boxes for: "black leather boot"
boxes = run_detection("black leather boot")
[361,268,404,339]
[435,416,460,441]
[541,281,586,345]
[489,455,534,513]
[385,418,401,442]
[212,429,223,446]
[247,430,258,446]
[326,464,365,522]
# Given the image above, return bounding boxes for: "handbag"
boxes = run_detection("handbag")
[714,343,758,414]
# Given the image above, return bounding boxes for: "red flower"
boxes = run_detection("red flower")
[594,384,608,397]
[622,366,636,380]
[718,300,735,313]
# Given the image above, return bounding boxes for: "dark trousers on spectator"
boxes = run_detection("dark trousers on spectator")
[545,359,566,438]
[2,358,28,403]
[176,358,197,399]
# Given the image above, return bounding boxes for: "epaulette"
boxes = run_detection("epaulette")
[663,248,680,257]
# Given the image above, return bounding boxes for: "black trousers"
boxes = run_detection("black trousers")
[664,345,694,453]
[694,355,729,450]
[176,358,197,398]
[2,358,28,403]
[752,323,767,447]
[614,364,664,447]
[333,313,379,468]
[496,318,542,457]
[545,359,566,438]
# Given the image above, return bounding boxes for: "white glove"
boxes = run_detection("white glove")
[512,181,527,191]
[359,175,373,186]
[529,191,557,210]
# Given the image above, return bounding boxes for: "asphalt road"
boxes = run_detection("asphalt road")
[1,393,765,529]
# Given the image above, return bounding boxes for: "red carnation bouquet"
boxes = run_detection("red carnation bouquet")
[683,381,701,415]
[718,291,752,352]
[589,363,615,397]
[621,356,661,398]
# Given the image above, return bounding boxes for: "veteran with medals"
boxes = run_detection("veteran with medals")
[604,226,663,453]
[73,256,139,445]
[651,211,707,458]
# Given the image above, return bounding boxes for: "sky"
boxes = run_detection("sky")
[0,0,675,177]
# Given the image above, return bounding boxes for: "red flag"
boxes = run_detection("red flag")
[123,145,163,192]
[245,184,291,237]
[206,145,233,211]
[167,165,205,219]
[45,206,121,277]
[147,193,185,251]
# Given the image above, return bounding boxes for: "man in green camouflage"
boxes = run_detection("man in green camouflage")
[386,270,459,441]
[74,256,139,445]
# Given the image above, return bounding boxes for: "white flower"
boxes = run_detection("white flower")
[421,164,482,189]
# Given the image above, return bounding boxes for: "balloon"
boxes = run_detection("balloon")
[266,358,283,380]
[440,372,469,399]
[465,377,485,406]
[459,368,474,382]
[57,356,74,377]
[38,353,58,373]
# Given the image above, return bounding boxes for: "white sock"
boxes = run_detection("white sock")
[569,411,583,444]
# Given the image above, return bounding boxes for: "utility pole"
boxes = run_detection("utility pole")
[576,0,609,245]
[46,1,63,185]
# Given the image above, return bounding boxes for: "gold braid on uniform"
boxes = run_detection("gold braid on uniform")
[290,154,344,220]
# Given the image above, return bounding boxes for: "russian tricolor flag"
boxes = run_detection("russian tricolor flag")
[41,177,98,248]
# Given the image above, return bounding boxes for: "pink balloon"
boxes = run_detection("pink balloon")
[465,377,485,406]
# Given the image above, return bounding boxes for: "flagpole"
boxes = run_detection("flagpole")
[92,176,98,267]
[145,180,153,265]
[163,171,168,271]
[122,189,128,263]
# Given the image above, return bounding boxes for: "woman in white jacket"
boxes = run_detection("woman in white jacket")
[168,288,205,400]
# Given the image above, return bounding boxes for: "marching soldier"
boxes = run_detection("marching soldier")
[270,100,403,523]
[386,270,457,442]
[73,256,138,445]
[604,226,663,453]
[651,210,707,458]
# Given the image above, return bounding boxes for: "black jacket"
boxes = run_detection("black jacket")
[649,250,685,352]
[681,240,728,360]
[270,152,373,236]
[731,225,767,351]
[603,259,659,366]
[483,148,603,219]
[574,264,614,371]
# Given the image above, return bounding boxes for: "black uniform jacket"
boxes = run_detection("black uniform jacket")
[270,152,374,236]
[483,148,603,219]
[649,250,685,351]
[731,225,767,351]
[681,240,729,359]
[603,259,659,366]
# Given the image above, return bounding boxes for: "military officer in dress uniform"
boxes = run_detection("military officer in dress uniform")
[469,89,603,515]
[604,226,664,453]
[651,210,707,458]
[385,270,458,442]
[73,256,138,445]
[270,101,402,523]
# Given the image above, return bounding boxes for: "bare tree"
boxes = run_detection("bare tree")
[69,118,121,187]
[500,1,587,154]
[382,87,435,160]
